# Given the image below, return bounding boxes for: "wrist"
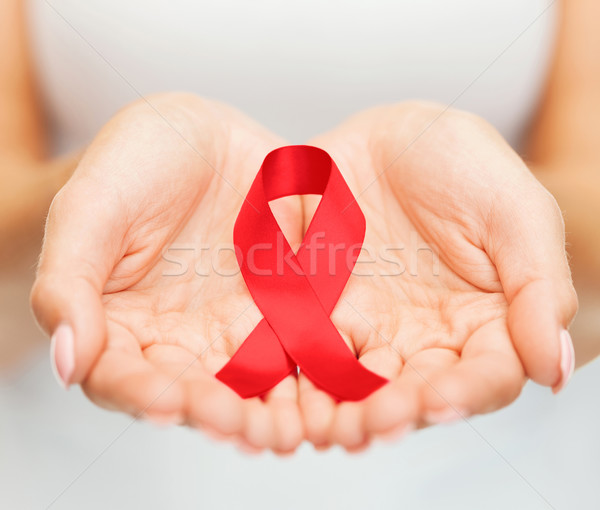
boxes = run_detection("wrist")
[0,153,79,263]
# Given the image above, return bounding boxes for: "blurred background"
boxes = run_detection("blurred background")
[1,1,599,508]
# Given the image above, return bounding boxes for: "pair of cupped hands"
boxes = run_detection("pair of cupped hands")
[31,94,577,455]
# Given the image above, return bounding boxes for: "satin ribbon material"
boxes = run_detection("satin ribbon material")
[216,145,387,401]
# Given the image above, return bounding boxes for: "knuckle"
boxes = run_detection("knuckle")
[47,186,69,221]
[394,100,491,130]
[388,101,504,152]
[438,107,495,138]
[393,99,446,115]
[563,280,579,323]
[29,276,53,330]
[118,92,207,127]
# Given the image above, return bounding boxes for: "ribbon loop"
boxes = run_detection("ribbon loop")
[216,145,387,401]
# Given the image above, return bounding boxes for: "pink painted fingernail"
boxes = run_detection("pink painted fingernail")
[50,323,75,389]
[553,329,575,394]
[424,407,467,425]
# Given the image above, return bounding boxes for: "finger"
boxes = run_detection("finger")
[298,373,336,450]
[82,324,185,422]
[364,347,458,436]
[420,319,525,423]
[184,365,247,439]
[302,194,321,230]
[239,397,276,451]
[235,439,264,455]
[179,348,277,451]
[263,373,303,454]
[269,195,305,250]
[330,403,368,453]
[144,344,246,438]
[488,181,578,390]
[183,364,247,439]
[30,179,127,388]
[330,346,402,450]
[149,345,278,451]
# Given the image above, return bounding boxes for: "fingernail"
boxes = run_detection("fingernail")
[553,329,575,394]
[50,323,75,389]
[377,422,416,443]
[424,407,467,425]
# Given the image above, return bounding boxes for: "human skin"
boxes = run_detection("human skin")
[299,102,576,450]
[525,0,600,364]
[29,95,576,454]
[30,96,307,453]
[0,0,78,367]
[0,0,597,452]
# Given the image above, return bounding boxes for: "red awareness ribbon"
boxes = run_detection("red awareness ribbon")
[216,145,387,401]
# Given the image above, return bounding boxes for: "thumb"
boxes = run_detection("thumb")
[30,180,126,388]
[488,181,578,392]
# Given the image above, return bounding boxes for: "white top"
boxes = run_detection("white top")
[3,1,599,509]
[30,0,555,151]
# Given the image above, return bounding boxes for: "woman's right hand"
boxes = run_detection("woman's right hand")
[30,93,305,454]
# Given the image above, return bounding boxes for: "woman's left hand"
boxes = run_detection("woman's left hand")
[298,101,578,451]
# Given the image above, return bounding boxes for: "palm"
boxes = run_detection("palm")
[299,105,528,449]
[78,97,304,452]
[35,97,575,454]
